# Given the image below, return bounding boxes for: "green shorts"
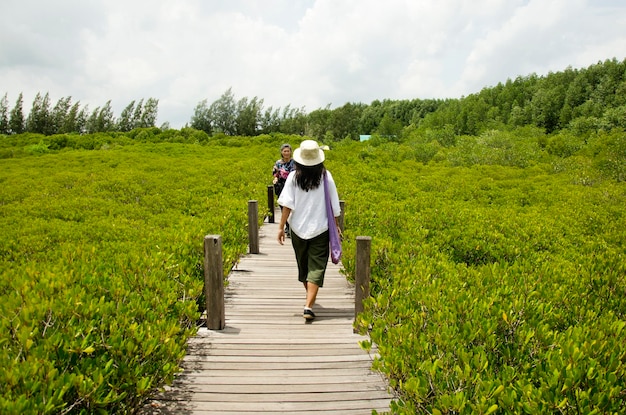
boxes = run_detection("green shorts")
[290,230,329,287]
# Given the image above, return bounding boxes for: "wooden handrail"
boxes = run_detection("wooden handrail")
[248,200,259,254]
[354,236,371,327]
[203,234,225,330]
[267,185,275,223]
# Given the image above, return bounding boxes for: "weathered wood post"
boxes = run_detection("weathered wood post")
[248,200,259,254]
[204,235,225,330]
[267,185,275,223]
[338,200,345,233]
[354,236,371,328]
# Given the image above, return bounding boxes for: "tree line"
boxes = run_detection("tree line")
[192,57,625,140]
[2,57,625,141]
[0,93,160,136]
[419,57,626,138]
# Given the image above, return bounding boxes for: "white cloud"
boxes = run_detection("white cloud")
[1,0,625,128]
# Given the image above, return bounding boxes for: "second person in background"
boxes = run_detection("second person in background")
[272,143,295,236]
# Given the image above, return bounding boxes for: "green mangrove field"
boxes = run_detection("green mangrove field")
[1,126,625,414]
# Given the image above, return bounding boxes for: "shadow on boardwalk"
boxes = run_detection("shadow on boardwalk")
[141,209,395,415]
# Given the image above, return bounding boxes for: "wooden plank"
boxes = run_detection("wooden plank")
[188,337,368,345]
[141,208,394,414]
[179,361,377,371]
[169,374,388,386]
[143,404,390,415]
[145,398,393,412]
[158,390,392,403]
[146,410,382,415]
[185,343,379,353]
[163,382,389,394]
[183,353,376,363]
[184,349,378,358]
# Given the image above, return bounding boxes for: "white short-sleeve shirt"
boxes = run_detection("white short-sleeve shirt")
[277,170,341,240]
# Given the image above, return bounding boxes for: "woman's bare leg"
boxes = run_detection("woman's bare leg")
[305,282,319,309]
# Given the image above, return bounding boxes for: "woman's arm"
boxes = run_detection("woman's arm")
[277,206,292,245]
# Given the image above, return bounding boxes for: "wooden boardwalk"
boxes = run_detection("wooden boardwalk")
[142,209,394,414]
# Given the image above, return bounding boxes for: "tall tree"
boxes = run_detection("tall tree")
[530,85,566,133]
[259,106,280,134]
[51,96,72,134]
[85,102,115,133]
[139,98,159,128]
[190,99,213,134]
[235,96,263,136]
[63,101,82,134]
[9,93,25,134]
[360,100,384,134]
[210,88,237,135]
[97,100,116,132]
[131,99,144,129]
[0,93,9,135]
[280,105,307,135]
[26,92,52,134]
[76,105,89,134]
[86,106,100,133]
[375,113,403,138]
[329,102,363,141]
[118,100,135,132]
[306,106,332,141]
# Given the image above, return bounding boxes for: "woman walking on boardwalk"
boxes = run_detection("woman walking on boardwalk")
[277,140,341,321]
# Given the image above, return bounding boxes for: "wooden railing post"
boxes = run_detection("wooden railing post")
[354,236,371,327]
[204,235,225,330]
[267,185,275,223]
[339,200,345,233]
[248,200,259,254]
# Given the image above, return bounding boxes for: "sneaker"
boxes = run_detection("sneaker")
[303,308,315,320]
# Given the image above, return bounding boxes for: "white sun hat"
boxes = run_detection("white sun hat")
[293,140,325,166]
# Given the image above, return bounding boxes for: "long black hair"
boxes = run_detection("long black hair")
[294,162,325,192]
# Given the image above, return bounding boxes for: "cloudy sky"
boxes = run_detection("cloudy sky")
[2,0,625,129]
